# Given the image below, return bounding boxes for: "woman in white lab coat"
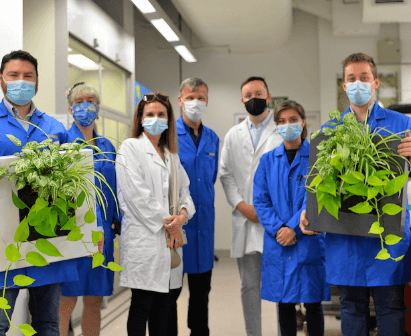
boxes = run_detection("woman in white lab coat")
[116,92,195,336]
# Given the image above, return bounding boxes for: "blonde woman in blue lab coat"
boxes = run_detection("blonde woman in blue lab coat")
[253,101,330,336]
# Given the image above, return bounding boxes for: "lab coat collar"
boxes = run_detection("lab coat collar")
[70,122,109,148]
[255,117,277,153]
[0,99,44,134]
[141,132,167,168]
[275,138,309,169]
[237,117,254,154]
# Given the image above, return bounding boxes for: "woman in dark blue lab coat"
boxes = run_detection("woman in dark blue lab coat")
[253,100,330,336]
[59,83,120,336]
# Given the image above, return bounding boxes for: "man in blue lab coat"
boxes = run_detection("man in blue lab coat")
[0,50,76,336]
[169,78,219,336]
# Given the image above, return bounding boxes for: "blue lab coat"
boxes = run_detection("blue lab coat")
[0,99,78,288]
[176,117,219,274]
[62,122,119,296]
[322,104,411,286]
[253,140,330,303]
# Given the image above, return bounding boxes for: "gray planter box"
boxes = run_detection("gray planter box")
[306,133,408,238]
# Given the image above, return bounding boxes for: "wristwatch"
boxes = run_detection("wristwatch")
[180,212,189,224]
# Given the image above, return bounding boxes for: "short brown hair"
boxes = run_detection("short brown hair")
[131,93,178,154]
[342,53,377,80]
[240,76,269,93]
[274,100,307,139]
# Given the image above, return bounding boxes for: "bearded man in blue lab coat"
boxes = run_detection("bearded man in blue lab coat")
[301,52,411,336]
[168,77,219,336]
[0,50,76,336]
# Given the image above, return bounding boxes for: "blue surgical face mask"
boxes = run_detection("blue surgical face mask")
[2,75,36,106]
[278,122,303,142]
[345,80,373,106]
[72,101,98,127]
[142,117,168,136]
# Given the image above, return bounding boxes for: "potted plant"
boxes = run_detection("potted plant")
[0,128,123,336]
[305,110,409,262]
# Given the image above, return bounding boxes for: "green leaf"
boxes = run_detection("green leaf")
[374,170,396,179]
[35,239,63,257]
[367,176,385,187]
[54,198,67,214]
[349,201,373,214]
[49,209,58,232]
[311,130,320,139]
[19,323,37,336]
[29,206,51,227]
[395,255,405,262]
[92,231,103,246]
[13,274,35,287]
[385,234,402,245]
[344,183,368,197]
[12,190,27,209]
[66,228,84,241]
[382,203,403,216]
[92,252,105,268]
[5,244,21,262]
[77,191,86,207]
[351,171,365,182]
[14,217,30,242]
[34,197,49,212]
[84,209,96,224]
[369,222,384,234]
[60,216,77,231]
[309,175,323,188]
[367,186,380,200]
[339,173,361,185]
[384,172,410,197]
[323,193,339,219]
[316,190,324,215]
[6,134,22,147]
[107,262,123,271]
[25,251,49,267]
[0,298,11,310]
[375,248,390,260]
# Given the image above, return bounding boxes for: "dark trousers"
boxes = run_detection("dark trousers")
[168,270,212,336]
[338,284,406,336]
[278,302,324,336]
[127,288,170,336]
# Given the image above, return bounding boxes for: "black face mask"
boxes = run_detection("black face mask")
[244,98,267,116]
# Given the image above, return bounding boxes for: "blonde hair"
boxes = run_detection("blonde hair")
[67,83,101,106]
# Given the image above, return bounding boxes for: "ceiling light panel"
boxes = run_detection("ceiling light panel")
[150,19,180,42]
[131,0,156,14]
[174,45,197,63]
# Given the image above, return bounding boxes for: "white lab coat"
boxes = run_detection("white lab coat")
[219,116,283,258]
[116,133,195,293]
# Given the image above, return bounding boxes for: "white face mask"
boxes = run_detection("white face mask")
[184,99,206,123]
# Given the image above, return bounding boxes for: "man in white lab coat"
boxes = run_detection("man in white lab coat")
[219,77,283,336]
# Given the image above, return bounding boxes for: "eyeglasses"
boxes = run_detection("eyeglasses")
[142,93,169,103]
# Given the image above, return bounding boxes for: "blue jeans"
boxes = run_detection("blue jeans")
[0,283,62,336]
[338,284,406,336]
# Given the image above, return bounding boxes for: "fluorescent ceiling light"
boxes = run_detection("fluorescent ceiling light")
[68,54,99,70]
[68,47,72,52]
[174,45,197,63]
[150,19,179,42]
[131,0,156,14]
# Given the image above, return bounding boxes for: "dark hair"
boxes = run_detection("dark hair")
[0,50,38,76]
[131,92,178,154]
[274,100,307,139]
[179,77,208,95]
[240,76,269,93]
[342,53,377,81]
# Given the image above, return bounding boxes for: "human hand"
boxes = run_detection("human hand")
[237,202,259,223]
[299,210,321,235]
[97,233,105,254]
[398,130,411,158]
[276,227,296,246]
[164,214,186,233]
[167,231,184,249]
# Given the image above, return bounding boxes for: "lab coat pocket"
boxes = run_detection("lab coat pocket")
[203,153,216,182]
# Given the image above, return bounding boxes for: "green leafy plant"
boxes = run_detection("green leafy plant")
[0,126,123,336]
[306,110,409,262]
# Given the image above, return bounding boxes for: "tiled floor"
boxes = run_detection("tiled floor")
[73,257,342,335]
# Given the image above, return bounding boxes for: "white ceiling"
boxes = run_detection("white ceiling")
[169,0,411,54]
[170,0,294,54]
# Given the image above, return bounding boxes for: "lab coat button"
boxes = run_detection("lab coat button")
[289,257,291,259]
[198,178,200,181]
